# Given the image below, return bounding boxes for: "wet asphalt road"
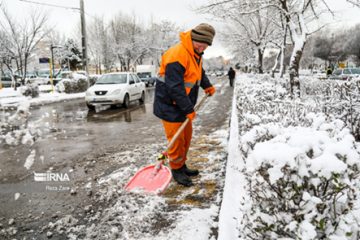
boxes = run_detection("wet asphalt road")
[0,87,161,181]
[0,76,233,238]
[0,86,164,221]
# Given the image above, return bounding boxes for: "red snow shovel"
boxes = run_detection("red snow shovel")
[125,94,209,194]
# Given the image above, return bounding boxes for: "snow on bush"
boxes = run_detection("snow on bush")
[301,78,360,141]
[237,74,360,239]
[55,78,89,93]
[20,83,40,98]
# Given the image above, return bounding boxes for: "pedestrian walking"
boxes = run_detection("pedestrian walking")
[153,23,216,187]
[228,67,236,87]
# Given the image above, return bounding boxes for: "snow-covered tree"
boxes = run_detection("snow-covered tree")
[144,20,179,66]
[198,1,282,74]
[0,4,49,89]
[199,0,359,97]
[347,24,360,65]
[87,16,115,73]
[60,39,82,71]
[108,13,147,71]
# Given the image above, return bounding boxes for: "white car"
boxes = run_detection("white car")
[85,72,146,110]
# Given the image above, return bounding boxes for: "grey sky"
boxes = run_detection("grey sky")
[1,0,360,58]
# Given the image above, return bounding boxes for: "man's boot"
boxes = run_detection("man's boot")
[181,164,199,177]
[171,168,193,187]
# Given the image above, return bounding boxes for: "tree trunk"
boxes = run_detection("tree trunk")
[279,44,285,78]
[289,45,304,98]
[271,49,281,78]
[257,48,264,74]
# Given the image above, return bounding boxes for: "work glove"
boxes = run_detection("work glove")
[204,86,216,96]
[186,111,196,121]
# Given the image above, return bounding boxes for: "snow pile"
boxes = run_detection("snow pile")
[0,101,42,146]
[0,88,28,108]
[235,74,360,239]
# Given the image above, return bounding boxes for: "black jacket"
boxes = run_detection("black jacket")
[153,63,212,122]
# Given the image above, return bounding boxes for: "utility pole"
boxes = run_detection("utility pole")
[50,44,55,76]
[80,0,88,74]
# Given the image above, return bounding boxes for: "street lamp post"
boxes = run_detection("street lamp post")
[50,44,55,77]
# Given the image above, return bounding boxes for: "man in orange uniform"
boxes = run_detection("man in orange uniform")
[153,23,216,187]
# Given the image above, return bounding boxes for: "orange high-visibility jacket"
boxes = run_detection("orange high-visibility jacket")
[153,30,212,122]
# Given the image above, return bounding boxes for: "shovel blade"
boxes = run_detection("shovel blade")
[125,164,172,194]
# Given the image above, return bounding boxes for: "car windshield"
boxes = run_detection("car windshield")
[96,74,127,84]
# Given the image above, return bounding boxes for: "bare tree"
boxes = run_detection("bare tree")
[108,13,148,71]
[145,20,179,66]
[198,0,281,74]
[346,0,360,7]
[87,16,115,73]
[198,0,359,97]
[346,24,360,65]
[0,4,49,89]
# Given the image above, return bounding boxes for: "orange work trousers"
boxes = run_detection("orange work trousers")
[161,120,193,170]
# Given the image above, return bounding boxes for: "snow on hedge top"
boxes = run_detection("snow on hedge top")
[245,113,359,184]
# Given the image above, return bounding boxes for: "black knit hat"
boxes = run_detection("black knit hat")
[191,23,216,46]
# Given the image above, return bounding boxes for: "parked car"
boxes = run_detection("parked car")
[85,72,145,110]
[215,71,223,77]
[329,68,360,80]
[24,72,45,85]
[1,72,13,88]
[1,72,20,88]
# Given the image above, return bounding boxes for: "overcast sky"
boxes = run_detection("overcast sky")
[1,0,360,59]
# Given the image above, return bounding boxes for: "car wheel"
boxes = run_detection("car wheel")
[123,94,130,108]
[86,103,95,111]
[139,91,145,104]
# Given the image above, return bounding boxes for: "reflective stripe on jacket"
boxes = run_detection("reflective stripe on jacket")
[153,30,212,122]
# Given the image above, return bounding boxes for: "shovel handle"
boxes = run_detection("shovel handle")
[166,94,209,151]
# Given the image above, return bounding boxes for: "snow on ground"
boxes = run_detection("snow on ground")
[68,91,231,239]
[2,73,360,239]
[0,86,85,109]
[218,86,245,240]
[0,82,231,239]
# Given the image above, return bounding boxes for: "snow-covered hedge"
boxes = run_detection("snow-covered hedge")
[241,117,360,239]
[20,84,40,98]
[237,74,360,239]
[55,78,89,93]
[301,78,360,141]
